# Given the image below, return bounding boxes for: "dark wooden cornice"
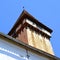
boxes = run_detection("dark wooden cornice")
[16,22,51,39]
[8,10,53,36]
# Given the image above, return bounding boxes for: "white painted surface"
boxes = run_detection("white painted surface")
[0,39,27,60]
[0,53,16,60]
[0,38,50,60]
[28,51,49,60]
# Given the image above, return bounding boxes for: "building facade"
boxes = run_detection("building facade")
[0,10,60,60]
[0,33,59,60]
[8,10,54,55]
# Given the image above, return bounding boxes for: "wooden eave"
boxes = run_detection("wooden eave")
[16,22,51,38]
[8,10,53,36]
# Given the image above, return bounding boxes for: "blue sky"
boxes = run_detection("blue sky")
[0,0,60,58]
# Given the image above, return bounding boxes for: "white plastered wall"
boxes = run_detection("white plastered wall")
[0,36,51,60]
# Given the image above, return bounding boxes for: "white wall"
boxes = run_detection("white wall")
[28,51,49,60]
[0,38,27,60]
[0,37,50,60]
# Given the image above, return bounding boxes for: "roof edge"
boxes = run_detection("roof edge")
[8,10,53,36]
[0,32,60,60]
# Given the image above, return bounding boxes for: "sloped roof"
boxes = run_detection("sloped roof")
[8,10,53,35]
[0,32,60,60]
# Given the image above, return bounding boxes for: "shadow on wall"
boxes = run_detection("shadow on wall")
[0,48,28,60]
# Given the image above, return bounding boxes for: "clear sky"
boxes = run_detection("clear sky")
[0,0,60,58]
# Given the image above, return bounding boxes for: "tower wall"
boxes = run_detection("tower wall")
[27,27,54,55]
[16,28,28,44]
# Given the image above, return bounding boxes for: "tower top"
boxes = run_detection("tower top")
[8,10,53,36]
[8,10,54,55]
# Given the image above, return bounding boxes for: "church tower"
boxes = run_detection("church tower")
[8,10,54,55]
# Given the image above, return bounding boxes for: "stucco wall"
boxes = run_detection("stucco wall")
[0,38,26,60]
[27,28,54,55]
[16,28,28,44]
[0,36,51,60]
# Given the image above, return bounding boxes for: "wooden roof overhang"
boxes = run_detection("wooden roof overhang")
[8,10,53,36]
[16,22,51,39]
